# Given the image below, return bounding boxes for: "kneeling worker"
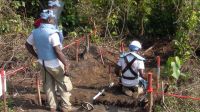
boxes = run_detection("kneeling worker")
[115,40,147,98]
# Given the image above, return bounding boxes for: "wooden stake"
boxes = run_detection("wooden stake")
[86,35,90,53]
[36,74,42,106]
[108,64,111,74]
[99,48,105,65]
[161,81,165,104]
[147,72,153,112]
[122,42,125,53]
[76,41,79,62]
[156,56,160,92]
[119,41,122,53]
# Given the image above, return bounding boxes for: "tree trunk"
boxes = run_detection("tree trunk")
[136,0,145,37]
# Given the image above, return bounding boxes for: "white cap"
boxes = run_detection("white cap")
[40,9,55,20]
[129,40,142,51]
[48,0,60,7]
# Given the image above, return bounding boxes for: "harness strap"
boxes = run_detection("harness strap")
[122,75,137,80]
[42,60,67,91]
[122,56,138,79]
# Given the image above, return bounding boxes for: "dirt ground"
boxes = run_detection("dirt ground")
[4,41,174,112]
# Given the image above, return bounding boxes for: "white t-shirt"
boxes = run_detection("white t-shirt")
[117,53,145,87]
[27,33,63,68]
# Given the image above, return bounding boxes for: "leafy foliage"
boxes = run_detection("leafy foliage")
[0,98,14,112]
[0,1,34,34]
[61,0,79,34]
[90,34,102,44]
[164,56,185,81]
[147,0,177,37]
[174,0,200,61]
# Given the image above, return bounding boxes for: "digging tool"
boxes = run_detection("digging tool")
[93,82,114,100]
[81,82,114,111]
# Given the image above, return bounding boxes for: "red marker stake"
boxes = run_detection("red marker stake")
[1,69,7,112]
[147,72,153,112]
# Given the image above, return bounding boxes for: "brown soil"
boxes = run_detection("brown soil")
[4,41,174,112]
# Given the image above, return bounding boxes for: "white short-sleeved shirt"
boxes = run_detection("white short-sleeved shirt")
[117,53,145,87]
[27,33,62,68]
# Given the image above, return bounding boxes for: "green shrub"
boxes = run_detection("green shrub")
[164,56,185,81]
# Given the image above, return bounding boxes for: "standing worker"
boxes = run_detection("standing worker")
[34,0,64,44]
[115,40,147,98]
[25,10,75,112]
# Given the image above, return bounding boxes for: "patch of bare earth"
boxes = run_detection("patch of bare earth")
[6,40,179,112]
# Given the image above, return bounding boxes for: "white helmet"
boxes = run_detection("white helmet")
[129,40,142,51]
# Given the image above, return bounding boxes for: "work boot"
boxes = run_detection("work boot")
[125,90,133,96]
[122,87,133,96]
[138,87,144,95]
